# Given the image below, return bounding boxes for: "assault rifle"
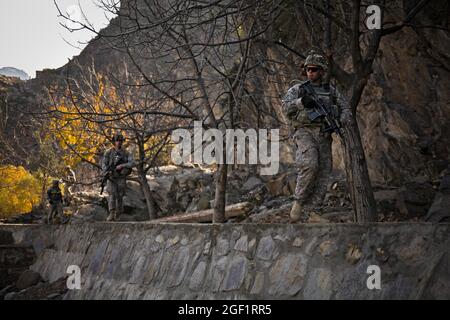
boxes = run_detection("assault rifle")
[300,81,343,138]
[100,154,123,195]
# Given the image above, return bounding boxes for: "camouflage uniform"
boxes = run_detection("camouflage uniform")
[282,57,351,221]
[101,145,134,221]
[63,166,76,206]
[47,181,63,224]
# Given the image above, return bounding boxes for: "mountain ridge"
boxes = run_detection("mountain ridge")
[0,67,30,80]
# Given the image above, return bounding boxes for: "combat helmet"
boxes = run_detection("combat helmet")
[304,50,328,71]
[112,132,125,142]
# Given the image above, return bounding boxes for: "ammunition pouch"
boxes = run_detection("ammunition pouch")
[118,167,132,176]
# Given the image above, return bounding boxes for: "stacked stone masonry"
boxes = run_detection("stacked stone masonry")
[1,223,449,299]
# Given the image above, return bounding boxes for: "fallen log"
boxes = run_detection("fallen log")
[150,202,253,223]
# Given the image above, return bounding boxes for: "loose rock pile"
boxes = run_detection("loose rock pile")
[0,229,67,300]
[2,165,448,224]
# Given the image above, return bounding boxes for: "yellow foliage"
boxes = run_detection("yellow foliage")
[46,102,105,168]
[47,81,110,168]
[0,166,41,217]
[144,134,173,165]
[237,25,245,38]
[47,74,172,170]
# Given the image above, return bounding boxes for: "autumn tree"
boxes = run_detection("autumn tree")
[44,60,185,219]
[0,165,41,217]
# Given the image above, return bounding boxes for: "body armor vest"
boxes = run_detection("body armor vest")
[291,82,336,129]
[312,83,335,106]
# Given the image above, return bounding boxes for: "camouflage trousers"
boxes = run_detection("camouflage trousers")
[106,178,127,216]
[292,126,332,211]
[48,202,63,223]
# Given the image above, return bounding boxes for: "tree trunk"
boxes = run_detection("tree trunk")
[39,172,48,210]
[213,163,227,223]
[341,115,377,222]
[154,202,253,223]
[137,169,158,220]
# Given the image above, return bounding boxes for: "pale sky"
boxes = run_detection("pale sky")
[0,0,118,78]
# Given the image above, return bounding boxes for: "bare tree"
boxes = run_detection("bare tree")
[44,58,195,219]
[257,0,434,221]
[54,0,271,222]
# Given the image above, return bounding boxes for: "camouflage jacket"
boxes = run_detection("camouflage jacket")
[47,186,63,205]
[101,147,135,178]
[282,80,352,129]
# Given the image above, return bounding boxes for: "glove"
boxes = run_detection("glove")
[301,95,316,109]
[287,98,303,117]
[287,104,299,117]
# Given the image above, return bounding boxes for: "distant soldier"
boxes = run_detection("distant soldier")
[47,179,63,224]
[282,51,352,222]
[101,132,135,221]
[63,165,77,206]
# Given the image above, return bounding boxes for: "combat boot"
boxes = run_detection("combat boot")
[290,200,304,223]
[107,210,116,222]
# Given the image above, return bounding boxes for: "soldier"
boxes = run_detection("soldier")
[63,165,76,206]
[282,51,352,222]
[47,179,63,224]
[101,132,135,221]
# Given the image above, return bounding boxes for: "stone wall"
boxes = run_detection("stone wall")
[2,223,449,299]
[0,230,36,288]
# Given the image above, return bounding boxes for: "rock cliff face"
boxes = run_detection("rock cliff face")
[356,24,450,186]
[0,75,40,167]
[26,1,450,184]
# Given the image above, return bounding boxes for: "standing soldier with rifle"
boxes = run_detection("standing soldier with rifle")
[282,50,352,223]
[101,132,135,221]
[47,179,64,224]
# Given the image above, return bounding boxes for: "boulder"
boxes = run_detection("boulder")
[74,204,108,221]
[123,187,147,213]
[241,185,268,206]
[265,174,286,197]
[0,230,14,245]
[16,270,42,290]
[3,292,17,300]
[426,175,450,222]
[242,176,263,191]
[152,180,178,213]
[265,173,296,197]
[46,293,61,300]
[197,192,211,211]
[146,167,214,214]
[395,182,436,219]
[0,285,14,300]
[374,189,399,217]
[71,191,104,206]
